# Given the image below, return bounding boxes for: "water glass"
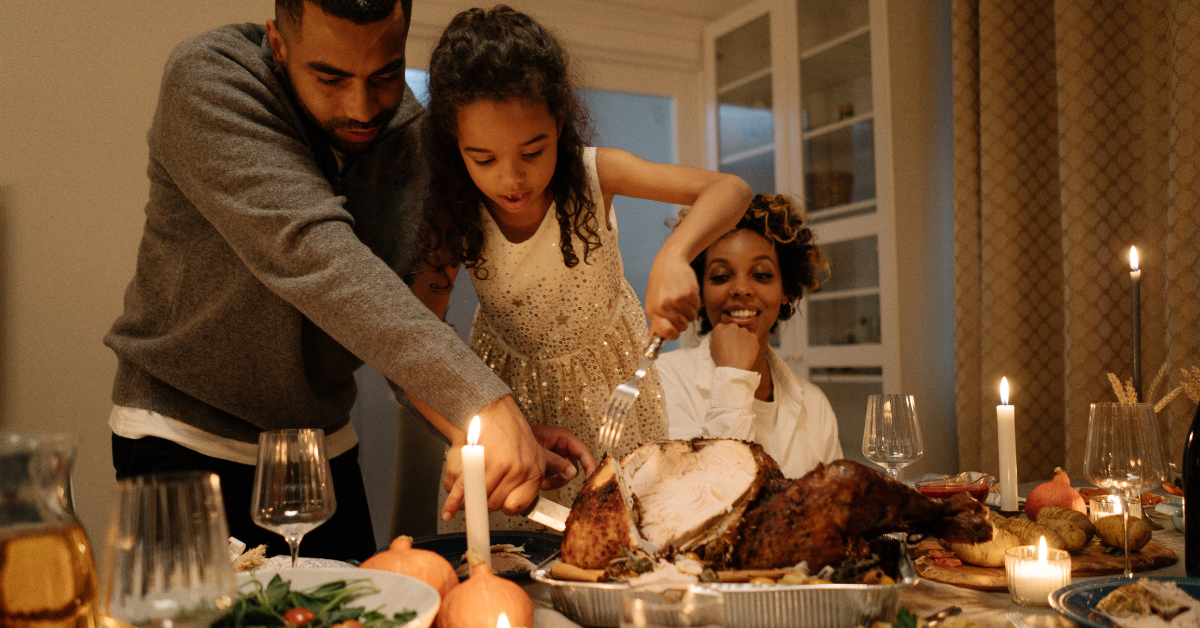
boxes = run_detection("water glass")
[620,584,723,628]
[99,470,236,628]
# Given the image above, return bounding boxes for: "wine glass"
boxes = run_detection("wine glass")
[1082,402,1166,578]
[862,394,924,480]
[99,470,236,628]
[251,429,336,568]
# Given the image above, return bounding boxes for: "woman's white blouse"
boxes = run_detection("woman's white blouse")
[657,335,843,478]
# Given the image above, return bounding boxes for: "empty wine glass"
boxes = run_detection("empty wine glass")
[862,394,924,480]
[1083,402,1166,578]
[99,470,236,628]
[251,429,336,568]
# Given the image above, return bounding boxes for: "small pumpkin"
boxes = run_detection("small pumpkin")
[1024,467,1086,520]
[437,549,534,628]
[360,535,459,599]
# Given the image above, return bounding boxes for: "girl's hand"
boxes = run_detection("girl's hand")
[644,253,701,339]
[709,322,759,371]
[531,425,596,489]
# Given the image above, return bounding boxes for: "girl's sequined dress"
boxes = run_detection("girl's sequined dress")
[440,147,667,532]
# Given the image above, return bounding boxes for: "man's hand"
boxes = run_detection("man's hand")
[709,322,760,371]
[532,425,597,489]
[442,395,546,519]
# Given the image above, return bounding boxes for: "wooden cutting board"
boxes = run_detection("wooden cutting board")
[911,538,1177,591]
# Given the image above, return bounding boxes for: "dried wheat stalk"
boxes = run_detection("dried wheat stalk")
[1181,365,1200,404]
[1107,361,1185,411]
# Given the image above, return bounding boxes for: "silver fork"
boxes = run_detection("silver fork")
[597,335,665,454]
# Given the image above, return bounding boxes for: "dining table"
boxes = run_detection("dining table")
[519,487,1189,628]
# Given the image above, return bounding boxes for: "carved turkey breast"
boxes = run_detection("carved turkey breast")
[560,439,992,572]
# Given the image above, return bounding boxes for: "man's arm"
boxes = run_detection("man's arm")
[150,30,546,507]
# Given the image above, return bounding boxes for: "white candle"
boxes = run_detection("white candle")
[464,416,491,568]
[1129,246,1142,401]
[996,377,1019,512]
[1005,537,1071,607]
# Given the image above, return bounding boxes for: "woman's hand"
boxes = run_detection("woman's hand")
[709,322,760,371]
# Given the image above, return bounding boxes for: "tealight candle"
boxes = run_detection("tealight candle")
[1005,537,1071,607]
[996,377,1019,512]
[1089,493,1142,523]
[464,416,491,568]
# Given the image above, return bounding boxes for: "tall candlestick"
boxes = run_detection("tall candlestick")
[1129,246,1142,401]
[997,377,1019,512]
[464,416,491,568]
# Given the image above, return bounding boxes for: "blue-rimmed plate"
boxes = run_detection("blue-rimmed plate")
[1049,576,1200,628]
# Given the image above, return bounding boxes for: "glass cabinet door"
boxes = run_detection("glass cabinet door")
[795,0,886,462]
[714,14,776,195]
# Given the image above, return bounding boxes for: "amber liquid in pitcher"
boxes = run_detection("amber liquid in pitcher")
[0,523,99,628]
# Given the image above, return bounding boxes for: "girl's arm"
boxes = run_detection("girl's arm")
[595,147,752,339]
[409,261,460,320]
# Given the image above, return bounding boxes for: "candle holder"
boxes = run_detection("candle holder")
[1004,545,1071,607]
[1088,494,1141,522]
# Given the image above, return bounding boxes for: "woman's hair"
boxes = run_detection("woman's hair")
[421,5,599,286]
[684,194,829,335]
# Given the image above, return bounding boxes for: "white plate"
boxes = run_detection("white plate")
[236,567,440,628]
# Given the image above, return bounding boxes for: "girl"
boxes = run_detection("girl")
[657,194,843,478]
[414,5,752,530]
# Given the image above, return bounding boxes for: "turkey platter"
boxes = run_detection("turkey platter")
[561,439,992,573]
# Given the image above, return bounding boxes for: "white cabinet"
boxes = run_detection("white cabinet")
[704,0,954,476]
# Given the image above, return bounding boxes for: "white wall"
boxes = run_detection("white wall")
[0,0,710,549]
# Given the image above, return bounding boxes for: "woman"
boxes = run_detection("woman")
[657,194,842,478]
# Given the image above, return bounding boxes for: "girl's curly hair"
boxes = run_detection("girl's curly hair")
[420,5,599,287]
[684,194,829,335]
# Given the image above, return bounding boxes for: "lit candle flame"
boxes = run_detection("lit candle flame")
[1037,535,1048,562]
[467,416,481,446]
[496,612,510,628]
[1000,377,1010,405]
[1129,246,1139,271]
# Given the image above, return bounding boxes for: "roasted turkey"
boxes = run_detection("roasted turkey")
[560,439,992,572]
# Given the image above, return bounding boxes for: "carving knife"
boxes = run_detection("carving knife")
[520,495,570,532]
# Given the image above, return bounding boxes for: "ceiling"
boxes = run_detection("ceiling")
[586,0,756,21]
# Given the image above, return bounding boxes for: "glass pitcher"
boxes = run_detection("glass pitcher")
[0,433,100,628]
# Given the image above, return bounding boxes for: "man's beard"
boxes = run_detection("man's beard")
[309,107,396,154]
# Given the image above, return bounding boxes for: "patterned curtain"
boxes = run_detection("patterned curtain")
[953,0,1200,484]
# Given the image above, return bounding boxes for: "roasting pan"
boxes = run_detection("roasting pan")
[530,536,918,628]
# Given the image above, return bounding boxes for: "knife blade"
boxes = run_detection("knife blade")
[520,495,570,532]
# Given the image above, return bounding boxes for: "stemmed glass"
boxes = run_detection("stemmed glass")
[251,428,336,568]
[99,470,236,628]
[1082,402,1166,578]
[862,394,924,480]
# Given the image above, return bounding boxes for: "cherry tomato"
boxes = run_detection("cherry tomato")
[332,620,365,628]
[282,608,316,627]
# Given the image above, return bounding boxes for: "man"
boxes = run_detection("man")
[105,0,585,561]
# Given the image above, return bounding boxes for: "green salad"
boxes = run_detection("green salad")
[214,574,418,628]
